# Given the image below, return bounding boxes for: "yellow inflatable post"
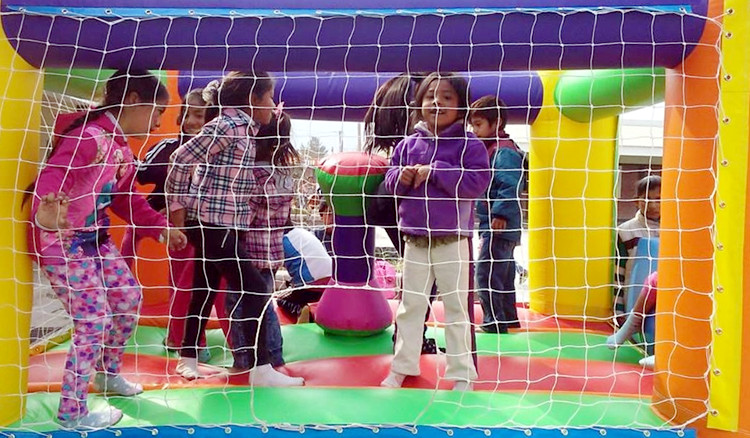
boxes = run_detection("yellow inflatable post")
[707,0,750,433]
[528,72,618,319]
[0,8,43,427]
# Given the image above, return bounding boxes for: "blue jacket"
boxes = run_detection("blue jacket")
[475,139,523,243]
[384,122,491,237]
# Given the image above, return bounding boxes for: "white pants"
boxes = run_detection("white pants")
[391,238,478,382]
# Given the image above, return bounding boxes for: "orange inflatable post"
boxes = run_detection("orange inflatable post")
[127,71,183,309]
[652,0,720,429]
[108,72,182,310]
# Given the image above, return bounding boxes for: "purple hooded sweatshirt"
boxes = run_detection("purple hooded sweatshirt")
[384,122,491,237]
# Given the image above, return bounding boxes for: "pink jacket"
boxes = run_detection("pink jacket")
[31,112,167,265]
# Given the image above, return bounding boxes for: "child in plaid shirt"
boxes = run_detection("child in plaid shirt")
[242,111,299,367]
[167,72,303,386]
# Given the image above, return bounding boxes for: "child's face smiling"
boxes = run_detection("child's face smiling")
[421,79,460,133]
[181,95,207,136]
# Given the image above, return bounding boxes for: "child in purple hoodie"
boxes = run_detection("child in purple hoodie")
[381,72,491,391]
[29,70,187,428]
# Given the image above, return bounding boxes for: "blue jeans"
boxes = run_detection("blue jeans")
[185,226,269,370]
[475,232,518,331]
[260,269,284,367]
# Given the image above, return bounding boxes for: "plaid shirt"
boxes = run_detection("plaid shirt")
[242,164,294,269]
[167,108,259,229]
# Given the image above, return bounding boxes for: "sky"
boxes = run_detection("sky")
[291,103,667,155]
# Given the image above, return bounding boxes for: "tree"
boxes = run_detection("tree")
[301,136,329,165]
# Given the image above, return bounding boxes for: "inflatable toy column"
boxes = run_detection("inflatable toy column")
[651,0,719,427]
[528,71,618,319]
[0,19,42,426]
[655,0,750,436]
[315,152,393,336]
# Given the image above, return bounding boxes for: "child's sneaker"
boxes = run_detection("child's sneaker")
[93,373,143,396]
[176,356,201,380]
[421,338,446,354]
[380,371,406,388]
[478,323,508,334]
[605,334,618,350]
[452,380,474,391]
[249,364,305,386]
[59,406,123,429]
[639,355,655,369]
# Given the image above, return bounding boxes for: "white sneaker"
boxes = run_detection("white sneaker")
[176,356,201,380]
[249,364,305,387]
[59,406,123,429]
[639,355,655,369]
[380,371,406,388]
[452,380,474,391]
[93,373,143,396]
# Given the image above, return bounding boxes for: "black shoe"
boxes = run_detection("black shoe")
[277,298,302,319]
[421,337,446,354]
[479,323,508,334]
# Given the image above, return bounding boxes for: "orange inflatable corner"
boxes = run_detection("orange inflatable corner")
[652,0,722,427]
[111,71,184,307]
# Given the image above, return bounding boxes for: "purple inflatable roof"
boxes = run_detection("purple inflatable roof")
[1,0,707,72]
[0,0,710,7]
[178,72,543,124]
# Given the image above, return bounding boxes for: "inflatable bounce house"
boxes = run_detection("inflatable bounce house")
[0,0,749,437]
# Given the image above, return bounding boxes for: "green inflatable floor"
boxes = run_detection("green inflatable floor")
[11,387,666,432]
[48,324,644,366]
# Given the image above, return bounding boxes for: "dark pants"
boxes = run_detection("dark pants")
[476,232,519,332]
[365,181,404,255]
[182,224,270,370]
[259,269,284,367]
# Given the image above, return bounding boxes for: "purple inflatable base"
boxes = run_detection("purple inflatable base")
[314,279,393,336]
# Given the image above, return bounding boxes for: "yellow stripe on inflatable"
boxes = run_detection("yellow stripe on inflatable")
[709,0,750,431]
[0,1,42,426]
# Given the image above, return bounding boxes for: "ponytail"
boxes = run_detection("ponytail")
[364,73,427,154]
[217,71,274,109]
[255,111,299,167]
[202,80,221,123]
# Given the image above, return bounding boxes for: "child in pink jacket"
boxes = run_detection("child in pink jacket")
[30,69,186,429]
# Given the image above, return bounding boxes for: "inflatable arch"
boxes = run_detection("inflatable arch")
[0,0,748,437]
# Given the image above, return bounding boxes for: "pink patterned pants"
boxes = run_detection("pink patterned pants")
[43,240,141,422]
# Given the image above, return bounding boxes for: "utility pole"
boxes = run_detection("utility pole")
[357,122,363,151]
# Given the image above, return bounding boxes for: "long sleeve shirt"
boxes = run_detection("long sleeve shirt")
[166,108,259,229]
[241,163,295,270]
[136,136,186,212]
[384,122,491,237]
[31,111,167,265]
[475,137,524,243]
